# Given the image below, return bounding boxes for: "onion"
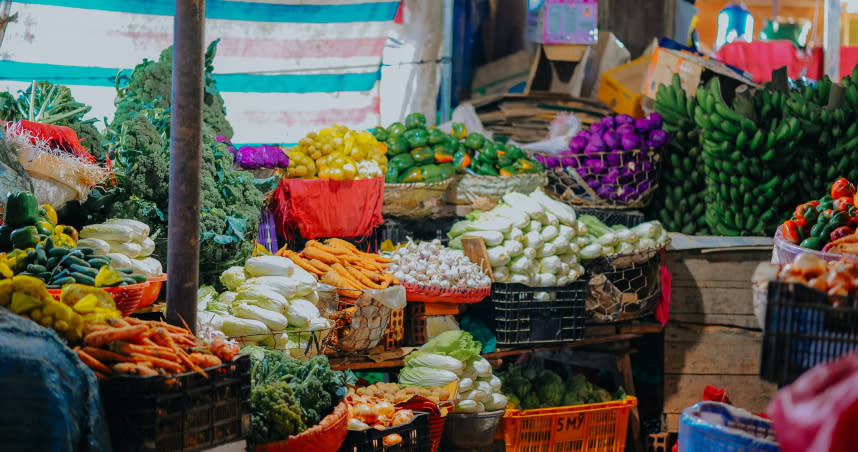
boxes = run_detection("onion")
[588,136,605,150]
[353,403,377,424]
[615,114,635,126]
[602,131,620,149]
[793,253,826,278]
[635,118,652,133]
[648,129,668,148]
[589,123,605,135]
[569,135,588,153]
[606,152,622,167]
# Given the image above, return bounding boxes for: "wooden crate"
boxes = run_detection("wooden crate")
[666,249,771,329]
[662,321,777,432]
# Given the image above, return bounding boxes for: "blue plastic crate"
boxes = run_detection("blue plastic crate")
[678,402,778,452]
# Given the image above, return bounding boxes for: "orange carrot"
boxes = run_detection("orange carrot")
[371,254,393,263]
[331,263,365,288]
[309,259,334,274]
[130,353,185,373]
[326,238,358,253]
[303,246,340,265]
[84,346,135,363]
[153,328,206,377]
[76,349,113,375]
[188,352,223,369]
[308,240,353,256]
[346,265,384,289]
[113,362,158,377]
[288,254,324,275]
[84,325,150,348]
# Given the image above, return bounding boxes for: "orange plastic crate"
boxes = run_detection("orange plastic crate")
[498,396,637,452]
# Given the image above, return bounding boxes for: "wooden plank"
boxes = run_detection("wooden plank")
[461,237,494,281]
[664,323,763,374]
[663,374,777,432]
[585,324,618,337]
[669,285,754,315]
[666,251,770,283]
[670,313,760,329]
[618,322,664,334]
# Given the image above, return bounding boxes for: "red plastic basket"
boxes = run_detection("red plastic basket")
[401,282,490,303]
[48,282,149,317]
[137,274,167,309]
[254,400,349,452]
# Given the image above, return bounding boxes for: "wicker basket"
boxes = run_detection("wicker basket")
[444,173,547,206]
[583,248,664,322]
[254,400,349,452]
[541,147,662,209]
[383,178,454,219]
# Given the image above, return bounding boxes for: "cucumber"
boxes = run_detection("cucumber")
[76,247,94,256]
[38,272,52,281]
[129,273,148,283]
[52,269,70,280]
[35,245,47,265]
[48,247,71,257]
[122,276,138,285]
[46,284,61,289]
[71,272,95,286]
[26,264,47,274]
[115,267,133,274]
[45,237,54,251]
[69,264,98,277]
[46,256,59,270]
[51,276,76,286]
[64,256,90,268]
[87,258,110,268]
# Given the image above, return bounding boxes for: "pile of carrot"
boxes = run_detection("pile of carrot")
[74,318,238,378]
[276,238,398,301]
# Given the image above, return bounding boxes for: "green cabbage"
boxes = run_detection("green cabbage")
[398,366,458,388]
[417,330,482,364]
[233,303,289,331]
[244,255,297,277]
[220,266,247,291]
[404,352,464,375]
[284,299,320,329]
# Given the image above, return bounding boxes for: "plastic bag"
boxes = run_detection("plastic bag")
[767,350,858,452]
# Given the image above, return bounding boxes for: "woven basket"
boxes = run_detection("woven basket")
[383,177,454,219]
[254,400,349,452]
[541,147,662,209]
[445,173,547,206]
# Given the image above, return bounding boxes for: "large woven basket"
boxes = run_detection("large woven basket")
[445,173,547,206]
[383,177,454,219]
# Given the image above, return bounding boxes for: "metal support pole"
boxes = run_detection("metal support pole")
[439,0,454,123]
[823,0,841,81]
[166,0,205,331]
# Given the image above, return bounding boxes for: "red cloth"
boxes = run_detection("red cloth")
[270,177,384,241]
[716,41,811,83]
[656,249,671,327]
[14,120,96,164]
[767,350,858,452]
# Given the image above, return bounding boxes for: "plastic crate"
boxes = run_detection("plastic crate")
[339,411,430,452]
[99,354,251,452]
[490,281,587,346]
[677,402,778,452]
[760,281,858,385]
[575,208,646,228]
[498,396,637,452]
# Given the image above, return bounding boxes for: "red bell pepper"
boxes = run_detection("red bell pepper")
[834,196,854,212]
[780,220,801,244]
[830,177,855,199]
[794,203,820,224]
[830,225,855,242]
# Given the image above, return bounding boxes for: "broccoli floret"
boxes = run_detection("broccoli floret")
[534,369,563,387]
[537,382,565,407]
[248,381,306,445]
[562,391,582,406]
[506,376,532,401]
[520,393,540,410]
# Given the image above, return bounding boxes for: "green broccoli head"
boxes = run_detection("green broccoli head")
[534,369,563,387]
[562,390,582,407]
[521,393,541,410]
[248,381,306,444]
[537,382,565,407]
[506,376,532,401]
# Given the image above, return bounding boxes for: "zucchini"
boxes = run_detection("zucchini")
[51,276,76,286]
[48,247,71,257]
[27,264,47,274]
[115,267,133,274]
[87,258,110,268]
[71,272,95,285]
[129,273,148,283]
[69,264,98,277]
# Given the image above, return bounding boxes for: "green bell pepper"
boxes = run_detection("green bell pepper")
[400,167,423,183]
[387,122,406,137]
[428,128,446,145]
[4,192,38,228]
[800,237,825,250]
[453,150,471,172]
[409,147,435,165]
[451,122,467,140]
[404,128,428,149]
[386,136,408,155]
[389,153,415,173]
[420,164,444,183]
[433,144,453,163]
[372,126,389,142]
[476,163,499,176]
[465,133,486,150]
[405,113,427,130]
[0,225,11,252]
[438,163,455,180]
[499,166,517,177]
[505,144,524,160]
[385,165,400,183]
[10,226,39,250]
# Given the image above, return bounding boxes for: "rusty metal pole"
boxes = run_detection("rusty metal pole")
[165,0,205,331]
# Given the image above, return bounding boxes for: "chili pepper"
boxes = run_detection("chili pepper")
[830,225,855,242]
[834,196,854,212]
[451,122,467,140]
[800,237,826,250]
[831,177,855,199]
[465,133,486,150]
[405,113,427,130]
[794,217,807,229]
[4,192,38,228]
[780,220,801,244]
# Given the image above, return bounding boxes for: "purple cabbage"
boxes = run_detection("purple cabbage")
[602,131,620,150]
[582,158,606,174]
[560,156,578,167]
[234,144,290,169]
[615,114,635,126]
[621,133,640,150]
[649,112,663,129]
[577,129,591,140]
[569,135,589,153]
[647,129,668,148]
[600,116,616,129]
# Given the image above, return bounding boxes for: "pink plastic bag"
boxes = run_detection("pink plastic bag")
[767,350,858,452]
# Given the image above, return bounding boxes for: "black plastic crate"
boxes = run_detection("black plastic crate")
[575,208,646,228]
[490,281,587,346]
[340,411,430,452]
[760,281,858,386]
[99,354,251,452]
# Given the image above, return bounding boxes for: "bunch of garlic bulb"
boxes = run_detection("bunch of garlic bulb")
[388,239,492,289]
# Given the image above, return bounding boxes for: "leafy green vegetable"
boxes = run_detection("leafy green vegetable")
[499,362,626,410]
[248,381,306,444]
[416,330,482,364]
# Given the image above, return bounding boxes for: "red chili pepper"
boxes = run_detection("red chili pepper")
[795,217,807,228]
[830,177,855,199]
[830,225,855,242]
[780,220,801,244]
[834,196,854,212]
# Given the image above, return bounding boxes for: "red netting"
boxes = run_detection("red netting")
[401,282,490,304]
[269,177,384,241]
[14,120,96,164]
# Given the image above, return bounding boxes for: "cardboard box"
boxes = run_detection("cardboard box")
[526,0,598,45]
[524,43,591,95]
[642,46,757,102]
[597,56,650,118]
[471,51,532,98]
